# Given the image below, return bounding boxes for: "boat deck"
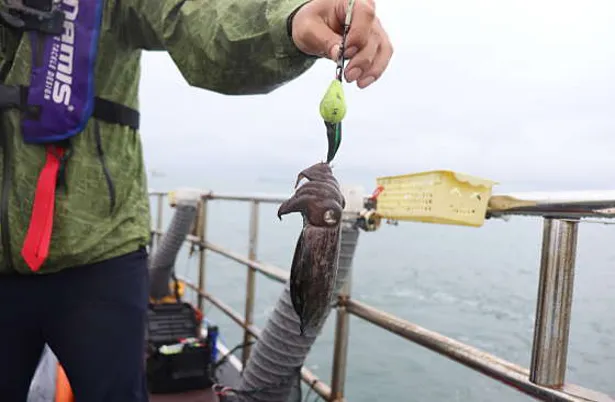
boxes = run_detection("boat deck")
[151,389,217,402]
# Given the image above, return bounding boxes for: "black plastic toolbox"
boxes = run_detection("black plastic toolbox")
[145,302,214,394]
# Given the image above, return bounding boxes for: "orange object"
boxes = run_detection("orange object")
[55,362,74,402]
[194,307,203,324]
[149,281,186,304]
[370,185,384,200]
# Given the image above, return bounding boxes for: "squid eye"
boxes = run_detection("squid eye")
[323,209,338,225]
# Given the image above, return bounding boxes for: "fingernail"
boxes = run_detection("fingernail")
[344,47,358,58]
[359,76,376,88]
[346,68,362,82]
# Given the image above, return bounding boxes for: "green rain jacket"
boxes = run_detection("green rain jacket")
[0,0,316,275]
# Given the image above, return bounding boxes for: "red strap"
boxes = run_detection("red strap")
[21,145,65,272]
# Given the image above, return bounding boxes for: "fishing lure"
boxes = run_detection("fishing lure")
[319,0,356,164]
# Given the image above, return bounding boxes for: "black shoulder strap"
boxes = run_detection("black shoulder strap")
[0,84,140,130]
[92,96,140,130]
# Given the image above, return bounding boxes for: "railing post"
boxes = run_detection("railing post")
[155,193,164,249]
[330,286,351,401]
[242,200,260,365]
[197,198,209,313]
[529,218,579,388]
[330,224,360,402]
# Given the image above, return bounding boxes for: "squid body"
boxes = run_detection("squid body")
[277,162,346,335]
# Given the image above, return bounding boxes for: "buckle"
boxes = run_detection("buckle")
[0,0,64,35]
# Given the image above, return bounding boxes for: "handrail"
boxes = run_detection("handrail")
[344,298,608,402]
[148,189,615,402]
[150,188,615,219]
[151,230,288,283]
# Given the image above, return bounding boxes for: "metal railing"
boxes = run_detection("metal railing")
[148,189,615,402]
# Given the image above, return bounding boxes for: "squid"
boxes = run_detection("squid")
[277,162,346,335]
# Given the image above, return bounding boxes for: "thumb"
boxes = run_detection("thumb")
[292,5,343,59]
[321,29,344,61]
[302,23,343,60]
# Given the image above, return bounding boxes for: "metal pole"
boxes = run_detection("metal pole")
[330,224,359,401]
[242,200,260,365]
[529,218,579,387]
[197,199,209,313]
[330,293,350,401]
[155,193,164,249]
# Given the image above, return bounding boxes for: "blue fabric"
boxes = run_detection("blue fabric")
[0,248,150,402]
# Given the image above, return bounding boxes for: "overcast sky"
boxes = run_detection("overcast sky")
[138,0,615,191]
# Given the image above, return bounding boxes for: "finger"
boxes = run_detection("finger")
[343,30,378,83]
[342,0,376,55]
[357,23,393,88]
[356,43,391,88]
[325,34,344,60]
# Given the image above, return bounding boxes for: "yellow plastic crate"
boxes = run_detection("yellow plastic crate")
[375,170,498,227]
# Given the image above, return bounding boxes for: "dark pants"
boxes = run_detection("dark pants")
[0,248,150,402]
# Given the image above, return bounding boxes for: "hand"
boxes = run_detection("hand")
[291,0,393,89]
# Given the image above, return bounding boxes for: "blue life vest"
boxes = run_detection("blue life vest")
[0,0,140,272]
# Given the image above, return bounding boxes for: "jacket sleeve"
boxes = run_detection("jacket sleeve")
[118,0,317,95]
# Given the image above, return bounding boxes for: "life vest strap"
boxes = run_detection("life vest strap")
[0,84,140,130]
[21,144,65,271]
[92,96,140,131]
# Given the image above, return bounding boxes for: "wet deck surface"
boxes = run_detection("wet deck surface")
[150,389,218,402]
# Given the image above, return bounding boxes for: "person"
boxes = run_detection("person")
[0,0,393,400]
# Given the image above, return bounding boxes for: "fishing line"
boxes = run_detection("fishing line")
[212,341,256,373]
[210,341,303,400]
